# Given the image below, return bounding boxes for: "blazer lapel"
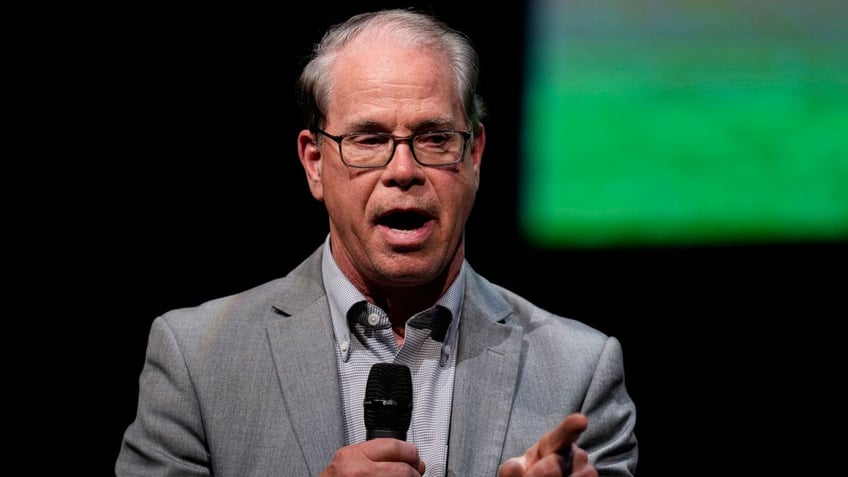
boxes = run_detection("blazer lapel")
[265,249,345,476]
[447,270,523,476]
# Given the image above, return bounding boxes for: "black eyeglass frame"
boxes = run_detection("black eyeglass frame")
[313,128,473,169]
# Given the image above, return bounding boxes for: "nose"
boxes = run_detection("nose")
[383,140,425,187]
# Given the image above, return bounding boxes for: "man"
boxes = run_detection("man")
[116,8,638,476]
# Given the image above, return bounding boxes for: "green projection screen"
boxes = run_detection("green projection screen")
[520,0,848,248]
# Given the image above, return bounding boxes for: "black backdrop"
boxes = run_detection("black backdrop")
[93,2,845,475]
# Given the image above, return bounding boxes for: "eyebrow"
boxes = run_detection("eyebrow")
[344,118,459,133]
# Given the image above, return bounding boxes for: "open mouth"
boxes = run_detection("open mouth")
[377,210,432,231]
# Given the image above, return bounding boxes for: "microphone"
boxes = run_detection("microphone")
[363,362,413,440]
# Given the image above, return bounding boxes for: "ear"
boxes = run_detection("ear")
[469,123,486,187]
[297,129,324,201]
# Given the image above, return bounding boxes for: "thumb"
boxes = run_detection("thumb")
[498,456,527,477]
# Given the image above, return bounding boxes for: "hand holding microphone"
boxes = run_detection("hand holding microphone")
[319,363,424,476]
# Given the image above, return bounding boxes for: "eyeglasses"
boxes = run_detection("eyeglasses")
[314,128,472,168]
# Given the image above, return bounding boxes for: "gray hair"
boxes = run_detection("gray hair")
[296,8,486,133]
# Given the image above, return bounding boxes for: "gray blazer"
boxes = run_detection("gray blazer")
[116,245,637,476]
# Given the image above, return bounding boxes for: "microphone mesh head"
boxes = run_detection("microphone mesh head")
[363,363,413,431]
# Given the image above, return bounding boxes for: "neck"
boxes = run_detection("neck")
[370,278,447,328]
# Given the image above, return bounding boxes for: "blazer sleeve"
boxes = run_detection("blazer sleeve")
[115,316,211,477]
[580,335,639,476]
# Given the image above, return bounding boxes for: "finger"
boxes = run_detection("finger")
[359,438,426,475]
[568,447,594,477]
[537,413,588,457]
[363,438,422,467]
[360,439,425,476]
[369,461,425,476]
[498,456,528,477]
[525,452,569,477]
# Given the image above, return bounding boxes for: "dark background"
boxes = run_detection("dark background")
[87,2,845,475]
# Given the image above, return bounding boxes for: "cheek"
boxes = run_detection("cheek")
[462,167,480,199]
[463,172,481,217]
[442,175,479,222]
[324,175,372,216]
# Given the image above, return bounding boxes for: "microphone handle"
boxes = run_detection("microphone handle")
[366,428,407,440]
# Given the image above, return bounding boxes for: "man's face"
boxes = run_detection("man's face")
[298,31,485,292]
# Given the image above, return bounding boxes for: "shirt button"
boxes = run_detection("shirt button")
[367,313,380,326]
[340,341,349,353]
